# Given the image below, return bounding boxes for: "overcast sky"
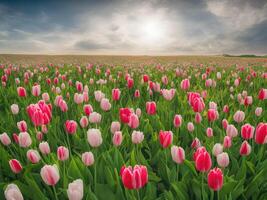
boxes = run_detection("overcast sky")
[0,0,266,55]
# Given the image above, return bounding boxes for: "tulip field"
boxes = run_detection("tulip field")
[0,56,266,200]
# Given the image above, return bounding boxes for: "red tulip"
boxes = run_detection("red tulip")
[127,78,134,89]
[112,88,121,101]
[180,79,190,90]
[207,109,218,122]
[159,130,173,148]
[208,168,223,191]
[17,87,27,97]
[119,108,132,123]
[57,146,69,161]
[192,97,205,113]
[258,88,267,100]
[83,104,93,116]
[146,101,156,115]
[241,123,255,140]
[255,123,267,144]
[65,120,77,134]
[27,100,52,126]
[195,150,212,172]
[173,114,182,128]
[240,141,251,156]
[143,74,149,82]
[120,165,148,190]
[9,159,23,174]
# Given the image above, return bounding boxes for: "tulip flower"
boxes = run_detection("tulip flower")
[4,184,24,200]
[255,107,262,117]
[67,179,84,200]
[57,146,69,161]
[87,129,103,148]
[10,104,19,114]
[173,114,182,128]
[27,149,41,164]
[120,165,148,190]
[40,164,60,186]
[113,131,123,147]
[80,116,89,128]
[82,152,94,166]
[132,131,144,144]
[162,89,176,101]
[159,130,173,148]
[255,123,267,144]
[233,110,245,123]
[39,141,51,155]
[83,104,93,116]
[17,121,27,132]
[208,168,223,191]
[112,88,121,101]
[171,146,185,164]
[9,159,23,174]
[128,113,139,129]
[0,132,11,146]
[17,87,27,97]
[223,136,232,148]
[258,88,267,100]
[32,84,41,96]
[100,98,111,111]
[240,141,251,156]
[241,123,255,140]
[146,101,156,115]
[180,79,190,90]
[18,132,32,148]
[119,108,132,123]
[217,152,229,168]
[212,143,223,157]
[65,120,77,134]
[195,151,212,172]
[89,112,102,124]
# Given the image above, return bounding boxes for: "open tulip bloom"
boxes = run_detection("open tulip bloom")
[0,58,266,200]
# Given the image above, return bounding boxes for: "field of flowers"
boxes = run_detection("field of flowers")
[0,59,266,200]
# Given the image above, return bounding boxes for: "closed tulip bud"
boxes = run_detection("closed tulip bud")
[11,104,19,114]
[94,90,105,102]
[132,131,144,144]
[83,104,93,116]
[195,112,202,124]
[180,79,190,90]
[67,179,84,200]
[9,159,23,173]
[113,131,123,147]
[17,120,27,132]
[40,164,60,186]
[32,84,41,96]
[127,78,134,88]
[195,151,212,172]
[191,97,205,113]
[159,130,173,148]
[206,127,213,137]
[217,152,229,168]
[258,88,267,100]
[209,102,217,110]
[65,120,77,134]
[128,113,139,129]
[223,136,232,148]
[120,165,148,190]
[187,122,194,132]
[57,146,69,161]
[82,152,94,166]
[136,108,141,118]
[208,168,223,191]
[18,132,32,148]
[241,123,255,140]
[0,132,11,146]
[146,101,156,115]
[39,141,51,155]
[100,98,111,111]
[222,119,228,130]
[27,149,41,164]
[207,109,218,122]
[74,93,84,104]
[255,123,267,144]
[119,108,132,123]
[240,141,251,156]
[255,107,263,117]
[78,116,88,128]
[36,131,43,141]
[212,143,223,156]
[4,184,24,200]
[191,137,201,149]
[110,121,121,134]
[112,88,121,101]
[162,89,176,101]
[173,114,182,128]
[87,128,103,148]
[244,96,253,106]
[171,146,185,164]
[233,110,245,123]
[223,105,229,113]
[42,92,50,102]
[134,89,140,98]
[226,124,238,138]
[17,87,27,97]
[89,112,102,124]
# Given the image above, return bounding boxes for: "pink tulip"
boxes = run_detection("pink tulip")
[27,149,41,164]
[195,112,202,124]
[76,81,83,92]
[212,143,223,156]
[208,168,223,191]
[127,78,134,88]
[17,121,27,132]
[110,121,121,134]
[0,132,11,146]
[32,84,41,96]
[113,131,123,146]
[65,120,77,134]
[223,136,232,148]
[57,146,69,161]
[180,79,190,90]
[83,91,89,102]
[74,93,84,104]
[159,130,173,148]
[207,109,218,122]
[171,146,185,164]
[83,104,93,116]
[27,100,52,126]
[134,90,140,98]
[18,132,32,148]
[94,90,105,102]
[42,92,50,102]
[39,141,51,155]
[240,141,251,156]
[36,131,43,141]
[82,152,94,166]
[89,112,101,124]
[128,113,139,129]
[191,137,201,149]
[4,184,24,200]
[187,122,194,132]
[112,88,121,101]
[226,124,238,138]
[80,116,89,128]
[146,101,156,115]
[223,105,229,113]
[9,159,23,174]
[132,131,144,144]
[100,98,111,111]
[217,152,229,168]
[233,110,245,123]
[67,179,84,200]
[258,88,267,100]
[255,107,263,117]
[40,164,60,186]
[255,123,267,144]
[162,89,176,101]
[222,119,228,130]
[206,127,213,137]
[136,108,141,118]
[173,114,182,128]
[195,150,212,172]
[87,129,103,147]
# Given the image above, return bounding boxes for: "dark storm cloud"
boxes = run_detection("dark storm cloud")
[0,0,266,54]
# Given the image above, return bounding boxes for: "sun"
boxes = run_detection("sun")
[140,20,165,43]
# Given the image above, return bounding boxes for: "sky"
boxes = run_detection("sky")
[0,0,267,55]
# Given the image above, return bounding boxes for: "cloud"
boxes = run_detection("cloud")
[0,0,266,55]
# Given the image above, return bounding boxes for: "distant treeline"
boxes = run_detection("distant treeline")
[223,54,267,58]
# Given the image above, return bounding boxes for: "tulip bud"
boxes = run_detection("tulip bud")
[173,114,182,128]
[81,152,94,166]
[9,159,23,174]
[171,146,185,164]
[159,130,173,148]
[57,146,69,161]
[212,143,223,157]
[18,132,32,148]
[208,168,223,191]
[40,164,60,186]
[39,141,51,155]
[87,129,103,148]
[223,136,232,148]
[132,131,144,144]
[187,122,194,132]
[240,141,251,156]
[255,107,263,117]
[206,127,213,137]
[67,179,84,200]
[4,184,24,200]
[27,149,41,164]
[113,131,123,147]
[10,104,19,114]
[217,152,229,168]
[0,132,11,146]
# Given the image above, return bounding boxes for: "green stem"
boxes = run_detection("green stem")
[94,150,97,193]
[136,189,141,200]
[201,172,204,200]
[176,164,179,181]
[217,190,220,200]
[53,186,59,200]
[210,189,214,200]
